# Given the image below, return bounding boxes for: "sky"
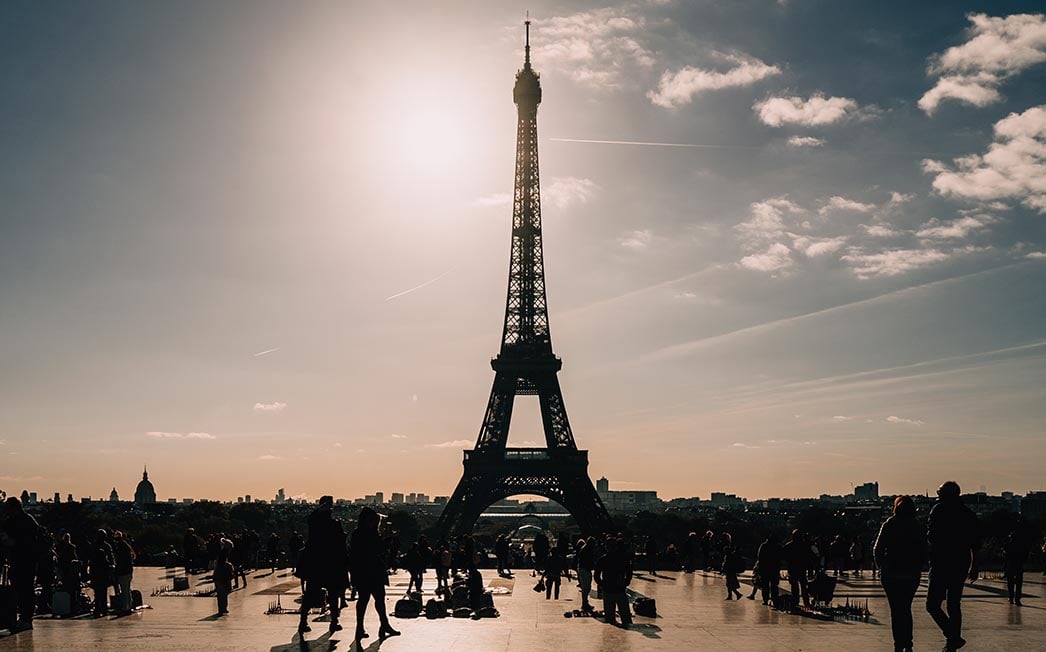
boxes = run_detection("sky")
[2,1,1045,504]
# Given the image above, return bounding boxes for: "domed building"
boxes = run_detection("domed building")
[134,466,157,505]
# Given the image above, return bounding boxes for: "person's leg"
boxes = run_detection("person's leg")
[120,574,133,612]
[298,583,313,632]
[545,576,552,599]
[355,590,371,639]
[945,573,966,646]
[12,567,35,627]
[617,592,632,625]
[925,569,952,642]
[882,580,905,652]
[93,581,107,616]
[1014,571,1024,605]
[554,577,560,600]
[327,587,341,630]
[603,591,617,623]
[374,585,399,635]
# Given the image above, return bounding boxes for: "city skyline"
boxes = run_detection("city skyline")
[3,1,1046,504]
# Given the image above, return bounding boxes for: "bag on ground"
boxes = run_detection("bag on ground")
[634,596,657,618]
[394,596,422,618]
[425,598,447,619]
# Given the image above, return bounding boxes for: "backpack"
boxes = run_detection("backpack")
[634,597,656,618]
[424,599,447,619]
[394,596,422,618]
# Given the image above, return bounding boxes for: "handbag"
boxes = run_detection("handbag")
[533,578,545,592]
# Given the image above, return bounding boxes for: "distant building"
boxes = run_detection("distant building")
[274,488,286,504]
[391,493,404,505]
[109,488,120,502]
[134,467,157,505]
[245,494,252,503]
[54,492,61,504]
[596,477,661,513]
[710,492,745,509]
[854,482,879,502]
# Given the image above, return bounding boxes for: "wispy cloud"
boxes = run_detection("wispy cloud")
[257,454,283,461]
[253,401,287,412]
[819,196,876,215]
[915,215,997,240]
[390,433,408,439]
[787,135,825,148]
[919,13,1046,114]
[253,347,280,357]
[619,229,654,250]
[427,439,473,448]
[146,431,215,440]
[544,176,599,209]
[886,415,925,426]
[739,242,792,272]
[649,53,780,108]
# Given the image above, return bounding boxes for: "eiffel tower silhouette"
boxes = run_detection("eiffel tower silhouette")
[434,21,613,537]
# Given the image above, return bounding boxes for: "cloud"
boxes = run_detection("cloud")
[787,135,825,148]
[889,192,916,205]
[544,176,599,209]
[649,53,780,108]
[819,196,876,215]
[739,242,793,272]
[832,415,853,421]
[257,454,283,461]
[919,13,1046,114]
[915,215,997,240]
[253,347,280,357]
[619,229,653,250]
[862,224,903,238]
[146,431,215,440]
[923,105,1046,212]
[841,247,961,279]
[427,440,473,448]
[472,192,511,207]
[792,235,848,257]
[886,415,925,426]
[535,8,656,89]
[735,197,804,245]
[731,442,762,449]
[754,94,860,127]
[390,433,408,439]
[253,401,287,412]
[1027,251,1046,259]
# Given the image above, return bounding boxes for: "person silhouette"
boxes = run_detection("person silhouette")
[2,497,45,631]
[756,533,782,608]
[874,495,926,652]
[349,507,399,644]
[925,481,979,652]
[297,496,348,636]
[1003,516,1033,606]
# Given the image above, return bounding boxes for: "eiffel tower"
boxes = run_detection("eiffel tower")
[435,21,613,537]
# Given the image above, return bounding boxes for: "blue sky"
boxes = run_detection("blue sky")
[1,1,1044,502]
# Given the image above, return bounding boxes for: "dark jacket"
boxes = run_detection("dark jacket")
[927,498,979,572]
[349,527,388,591]
[114,540,135,576]
[304,508,348,589]
[88,541,114,583]
[594,549,632,593]
[873,515,926,581]
[756,540,781,575]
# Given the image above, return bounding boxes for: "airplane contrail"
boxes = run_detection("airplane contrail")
[253,347,280,357]
[550,137,756,150]
[384,268,456,302]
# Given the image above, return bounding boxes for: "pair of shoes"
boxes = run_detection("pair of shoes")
[746,595,755,600]
[725,595,733,600]
[298,622,311,633]
[379,624,401,638]
[355,630,369,641]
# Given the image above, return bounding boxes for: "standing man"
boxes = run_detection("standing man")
[2,497,45,632]
[926,481,979,652]
[594,536,633,628]
[298,496,348,635]
[575,537,596,612]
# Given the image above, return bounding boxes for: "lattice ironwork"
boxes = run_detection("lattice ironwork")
[435,22,612,538]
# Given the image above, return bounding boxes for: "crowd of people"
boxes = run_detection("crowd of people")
[3,483,1046,650]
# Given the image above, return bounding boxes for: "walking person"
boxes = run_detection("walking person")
[349,507,399,645]
[1003,516,1033,606]
[1,497,45,632]
[297,496,349,636]
[594,537,633,628]
[722,539,744,600]
[112,531,136,614]
[756,533,782,608]
[544,547,564,600]
[850,537,866,577]
[925,481,979,652]
[435,543,451,593]
[874,495,926,652]
[644,536,659,575]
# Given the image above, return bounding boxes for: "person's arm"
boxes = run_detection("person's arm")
[872,520,888,570]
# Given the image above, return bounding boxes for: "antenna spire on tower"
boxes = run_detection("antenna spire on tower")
[524,15,531,68]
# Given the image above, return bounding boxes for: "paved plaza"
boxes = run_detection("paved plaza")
[1,566,1043,651]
